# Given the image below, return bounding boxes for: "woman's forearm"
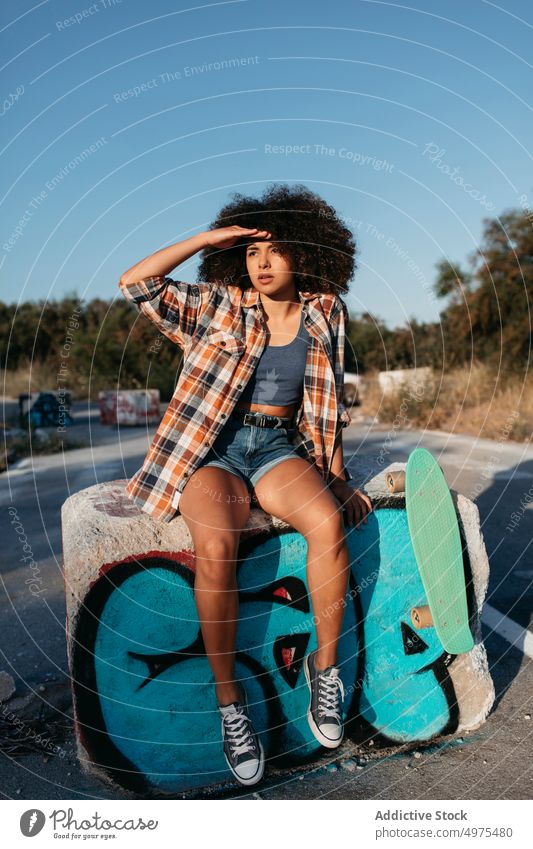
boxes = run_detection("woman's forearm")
[119,233,209,288]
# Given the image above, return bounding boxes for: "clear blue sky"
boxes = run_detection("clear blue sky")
[2,0,532,328]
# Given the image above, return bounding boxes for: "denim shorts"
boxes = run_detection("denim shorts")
[196,413,304,494]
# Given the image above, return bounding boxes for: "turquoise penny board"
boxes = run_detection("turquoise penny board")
[405,448,474,655]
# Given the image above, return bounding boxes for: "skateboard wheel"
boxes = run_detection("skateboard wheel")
[386,470,406,493]
[411,605,433,629]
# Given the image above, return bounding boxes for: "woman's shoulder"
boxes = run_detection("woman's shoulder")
[319,291,347,320]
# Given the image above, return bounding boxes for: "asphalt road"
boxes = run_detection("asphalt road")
[1,404,532,800]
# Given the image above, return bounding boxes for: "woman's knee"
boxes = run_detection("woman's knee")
[194,534,239,585]
[306,509,346,551]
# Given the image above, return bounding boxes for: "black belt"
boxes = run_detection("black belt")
[230,407,296,429]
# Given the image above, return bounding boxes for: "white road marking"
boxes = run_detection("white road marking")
[482,603,533,659]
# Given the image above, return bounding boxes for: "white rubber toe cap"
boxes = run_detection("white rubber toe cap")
[318,723,343,743]
[236,758,262,781]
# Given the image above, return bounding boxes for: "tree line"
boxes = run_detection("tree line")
[347,205,531,376]
[1,206,531,400]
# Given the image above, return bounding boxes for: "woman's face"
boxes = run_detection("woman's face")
[245,240,294,294]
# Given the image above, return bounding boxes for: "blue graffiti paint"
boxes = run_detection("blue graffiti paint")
[347,508,453,742]
[94,564,230,790]
[74,506,459,793]
[237,531,359,760]
[90,531,358,792]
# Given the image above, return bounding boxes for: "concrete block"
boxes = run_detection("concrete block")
[98,389,160,426]
[61,462,494,795]
[378,367,434,395]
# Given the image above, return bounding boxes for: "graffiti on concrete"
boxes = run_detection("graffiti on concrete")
[72,505,470,793]
[350,507,461,742]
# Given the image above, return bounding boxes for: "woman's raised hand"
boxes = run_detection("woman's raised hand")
[204,226,272,250]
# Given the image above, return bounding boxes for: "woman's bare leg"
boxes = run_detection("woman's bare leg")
[179,466,251,704]
[252,458,350,670]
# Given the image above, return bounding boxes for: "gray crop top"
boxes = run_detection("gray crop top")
[238,308,310,406]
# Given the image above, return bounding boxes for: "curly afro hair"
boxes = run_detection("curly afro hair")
[197,183,357,296]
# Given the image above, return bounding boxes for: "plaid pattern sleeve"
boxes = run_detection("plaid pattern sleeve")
[118,275,212,349]
[332,298,353,429]
[331,297,353,483]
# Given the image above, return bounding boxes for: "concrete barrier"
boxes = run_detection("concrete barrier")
[378,367,434,395]
[61,464,494,795]
[98,389,161,426]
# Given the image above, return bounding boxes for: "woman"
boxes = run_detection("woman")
[119,184,373,787]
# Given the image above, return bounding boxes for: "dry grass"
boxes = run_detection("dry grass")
[1,362,120,407]
[1,362,60,399]
[3,362,532,444]
[360,363,532,443]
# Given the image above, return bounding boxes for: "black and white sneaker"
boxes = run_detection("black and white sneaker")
[304,650,345,748]
[218,687,265,786]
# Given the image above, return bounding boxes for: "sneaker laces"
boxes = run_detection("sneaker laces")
[222,706,257,759]
[317,668,345,722]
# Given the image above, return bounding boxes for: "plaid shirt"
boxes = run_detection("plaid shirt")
[119,276,353,522]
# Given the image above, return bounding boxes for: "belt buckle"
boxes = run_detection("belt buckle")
[243,411,285,428]
[243,411,267,427]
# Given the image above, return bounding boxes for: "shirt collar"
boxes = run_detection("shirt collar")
[240,286,320,309]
